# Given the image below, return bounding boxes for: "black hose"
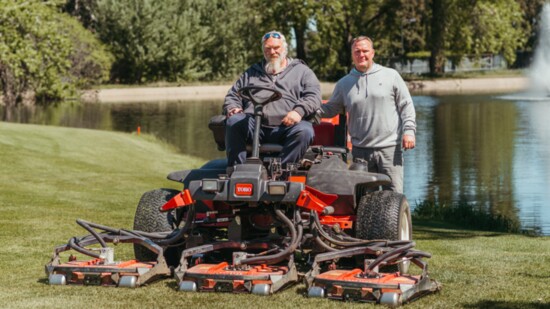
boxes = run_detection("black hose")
[240,208,297,265]
[68,237,101,258]
[314,236,337,252]
[291,210,303,250]
[366,242,415,271]
[155,204,196,245]
[70,206,194,257]
[312,211,385,247]
[76,219,107,248]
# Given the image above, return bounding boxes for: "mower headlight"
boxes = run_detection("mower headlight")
[268,181,287,195]
[202,179,219,192]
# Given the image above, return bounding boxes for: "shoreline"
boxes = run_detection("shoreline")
[81,76,530,103]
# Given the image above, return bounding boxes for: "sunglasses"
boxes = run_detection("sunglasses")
[262,32,282,41]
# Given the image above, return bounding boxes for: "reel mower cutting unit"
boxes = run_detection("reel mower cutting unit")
[45,86,440,305]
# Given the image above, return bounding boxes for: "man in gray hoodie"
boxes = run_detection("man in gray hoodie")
[321,36,416,193]
[223,31,321,168]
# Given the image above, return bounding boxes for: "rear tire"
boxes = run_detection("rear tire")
[133,188,181,265]
[356,190,412,272]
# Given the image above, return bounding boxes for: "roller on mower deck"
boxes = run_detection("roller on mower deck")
[45,86,440,306]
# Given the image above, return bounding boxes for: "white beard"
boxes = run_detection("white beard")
[265,56,286,74]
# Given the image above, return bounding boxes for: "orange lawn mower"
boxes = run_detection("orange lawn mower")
[45,86,440,306]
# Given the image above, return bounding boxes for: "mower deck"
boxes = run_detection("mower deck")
[305,242,441,306]
[309,269,440,305]
[46,258,169,288]
[178,262,297,294]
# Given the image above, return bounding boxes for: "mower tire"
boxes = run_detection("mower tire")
[133,188,180,264]
[355,190,412,241]
[355,190,412,273]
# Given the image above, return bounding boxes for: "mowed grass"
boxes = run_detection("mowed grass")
[1,122,549,309]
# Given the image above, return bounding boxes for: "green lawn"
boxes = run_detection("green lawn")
[0,122,549,308]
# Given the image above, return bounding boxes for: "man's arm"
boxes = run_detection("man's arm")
[394,72,416,149]
[292,68,322,118]
[223,74,246,116]
[319,83,344,118]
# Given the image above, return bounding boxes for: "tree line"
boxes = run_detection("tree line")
[0,0,547,107]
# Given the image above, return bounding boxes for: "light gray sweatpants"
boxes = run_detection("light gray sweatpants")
[352,145,404,193]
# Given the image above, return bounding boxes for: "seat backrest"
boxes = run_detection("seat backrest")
[313,113,349,149]
[312,122,335,146]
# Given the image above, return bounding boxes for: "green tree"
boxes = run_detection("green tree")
[0,0,112,108]
[427,0,528,75]
[306,0,409,80]
[448,0,526,69]
[94,0,202,83]
[0,1,71,106]
[194,0,264,81]
[252,0,317,62]
[65,0,541,83]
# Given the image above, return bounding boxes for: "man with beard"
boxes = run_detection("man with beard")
[223,30,321,170]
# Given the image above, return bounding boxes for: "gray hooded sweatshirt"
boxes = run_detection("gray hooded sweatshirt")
[223,58,321,126]
[321,63,416,148]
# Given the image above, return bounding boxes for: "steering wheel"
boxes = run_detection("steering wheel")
[237,86,282,106]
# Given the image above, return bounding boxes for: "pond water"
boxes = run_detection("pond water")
[2,93,550,235]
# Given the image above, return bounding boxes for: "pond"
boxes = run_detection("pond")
[2,93,550,235]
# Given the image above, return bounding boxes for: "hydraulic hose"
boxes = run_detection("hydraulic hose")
[68,237,101,258]
[312,211,386,247]
[155,204,196,246]
[240,208,297,265]
[70,205,195,257]
[366,241,415,271]
[76,219,107,248]
[314,236,337,252]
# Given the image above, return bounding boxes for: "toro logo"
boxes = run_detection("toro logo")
[235,183,253,196]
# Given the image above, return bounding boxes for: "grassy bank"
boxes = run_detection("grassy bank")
[0,122,549,308]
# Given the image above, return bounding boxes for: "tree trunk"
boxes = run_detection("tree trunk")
[294,23,307,61]
[0,63,18,108]
[429,0,446,75]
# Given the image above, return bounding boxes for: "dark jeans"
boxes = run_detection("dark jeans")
[225,113,314,167]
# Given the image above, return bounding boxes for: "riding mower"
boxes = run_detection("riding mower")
[45,86,440,306]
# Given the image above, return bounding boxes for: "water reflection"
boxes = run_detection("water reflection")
[2,94,549,234]
[405,96,521,231]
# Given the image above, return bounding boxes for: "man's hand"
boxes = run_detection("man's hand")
[227,107,243,117]
[282,110,302,126]
[402,134,416,150]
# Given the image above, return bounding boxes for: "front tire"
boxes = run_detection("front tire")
[133,188,181,265]
[356,190,411,241]
[356,190,412,272]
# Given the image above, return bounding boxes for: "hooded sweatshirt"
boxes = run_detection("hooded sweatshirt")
[321,63,416,148]
[223,58,321,126]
